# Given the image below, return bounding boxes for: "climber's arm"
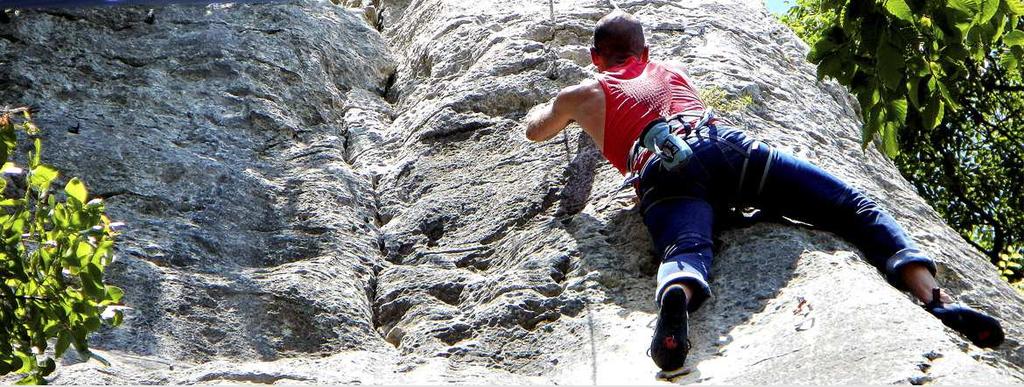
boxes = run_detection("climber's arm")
[524,86,581,142]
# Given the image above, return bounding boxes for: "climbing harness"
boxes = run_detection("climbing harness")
[619,109,715,191]
[731,139,777,207]
[619,108,780,215]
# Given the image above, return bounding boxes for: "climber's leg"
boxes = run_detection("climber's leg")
[636,124,727,312]
[901,262,949,303]
[644,197,714,312]
[745,144,936,290]
[642,197,712,375]
[635,123,736,375]
[748,145,1003,347]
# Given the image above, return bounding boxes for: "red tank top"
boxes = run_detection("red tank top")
[598,57,706,174]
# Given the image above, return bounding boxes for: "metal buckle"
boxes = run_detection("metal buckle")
[619,173,640,191]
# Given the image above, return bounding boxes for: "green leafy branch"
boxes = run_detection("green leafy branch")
[0,108,123,384]
[796,0,1024,155]
[782,0,1024,283]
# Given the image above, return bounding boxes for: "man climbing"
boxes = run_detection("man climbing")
[523,10,1005,378]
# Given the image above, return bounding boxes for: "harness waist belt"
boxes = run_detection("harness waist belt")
[624,110,718,182]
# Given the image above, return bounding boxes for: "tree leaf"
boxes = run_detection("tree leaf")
[890,98,909,123]
[1005,30,1024,46]
[14,351,34,374]
[64,178,88,205]
[935,80,961,110]
[884,0,915,22]
[104,286,124,303]
[86,263,102,283]
[83,316,100,332]
[924,98,946,129]
[1007,0,1024,15]
[809,37,838,63]
[0,199,27,207]
[908,75,928,108]
[980,0,1000,23]
[883,122,901,157]
[55,331,71,358]
[29,164,58,191]
[14,375,42,385]
[1,162,23,175]
[92,240,115,266]
[31,138,41,168]
[80,268,104,300]
[39,358,56,377]
[817,55,843,80]
[42,319,60,337]
[0,117,14,163]
[949,0,980,15]
[76,242,94,267]
[71,326,89,352]
[991,14,1007,43]
[863,104,885,147]
[877,35,906,90]
[968,26,987,60]
[1000,51,1020,72]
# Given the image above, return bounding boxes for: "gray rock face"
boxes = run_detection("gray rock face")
[2,0,393,364]
[1,0,1023,383]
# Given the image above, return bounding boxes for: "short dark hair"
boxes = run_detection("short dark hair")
[593,10,645,66]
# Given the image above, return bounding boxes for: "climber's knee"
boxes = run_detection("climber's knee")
[827,186,881,222]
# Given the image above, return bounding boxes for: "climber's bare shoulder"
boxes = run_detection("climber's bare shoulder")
[524,79,605,148]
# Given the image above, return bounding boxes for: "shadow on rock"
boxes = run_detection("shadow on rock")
[554,132,601,218]
[678,223,809,380]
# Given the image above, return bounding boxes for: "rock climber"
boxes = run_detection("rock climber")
[522,9,1005,378]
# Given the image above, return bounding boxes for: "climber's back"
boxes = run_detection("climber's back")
[523,10,704,174]
[597,57,705,173]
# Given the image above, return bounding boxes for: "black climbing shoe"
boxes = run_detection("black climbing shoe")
[925,288,1004,348]
[650,285,690,377]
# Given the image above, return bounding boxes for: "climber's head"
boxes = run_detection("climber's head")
[591,10,649,72]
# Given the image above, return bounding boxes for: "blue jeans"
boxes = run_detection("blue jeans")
[638,125,936,311]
